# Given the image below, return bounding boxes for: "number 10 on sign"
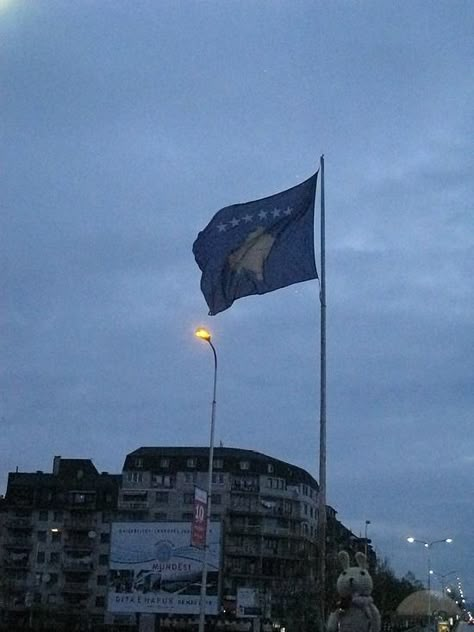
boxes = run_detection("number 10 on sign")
[191,487,208,549]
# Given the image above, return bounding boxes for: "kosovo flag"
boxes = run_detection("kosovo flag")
[193,172,319,315]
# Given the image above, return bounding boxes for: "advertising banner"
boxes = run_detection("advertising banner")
[107,522,221,615]
[191,487,207,549]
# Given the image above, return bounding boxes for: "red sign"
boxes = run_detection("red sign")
[191,487,208,549]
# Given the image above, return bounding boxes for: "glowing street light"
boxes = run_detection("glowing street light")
[406,536,453,622]
[194,327,218,632]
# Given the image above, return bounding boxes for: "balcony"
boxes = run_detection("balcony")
[227,523,261,535]
[62,558,93,572]
[62,582,90,594]
[64,517,97,531]
[231,481,260,493]
[3,557,30,569]
[5,518,32,530]
[4,537,32,550]
[117,499,149,511]
[225,544,260,557]
[64,539,95,552]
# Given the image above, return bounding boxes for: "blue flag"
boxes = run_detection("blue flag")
[193,172,318,315]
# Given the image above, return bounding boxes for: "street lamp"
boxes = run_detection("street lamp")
[364,520,371,558]
[406,536,453,625]
[195,327,218,632]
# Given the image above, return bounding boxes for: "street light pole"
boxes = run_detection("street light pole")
[195,328,218,632]
[364,520,371,559]
[406,537,453,627]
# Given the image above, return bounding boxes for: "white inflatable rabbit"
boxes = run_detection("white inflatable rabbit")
[327,551,381,632]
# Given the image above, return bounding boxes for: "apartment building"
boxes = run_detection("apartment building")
[0,457,119,630]
[119,446,328,622]
[0,447,373,630]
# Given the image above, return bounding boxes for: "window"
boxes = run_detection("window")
[37,531,47,542]
[267,463,274,474]
[155,492,169,504]
[239,461,250,470]
[99,554,108,566]
[182,513,193,521]
[213,458,223,469]
[186,458,196,468]
[100,533,110,544]
[160,458,170,468]
[154,512,167,520]
[37,551,45,564]
[134,458,143,468]
[49,573,58,584]
[127,471,143,483]
[97,575,107,586]
[51,531,61,544]
[38,511,48,521]
[53,511,63,522]
[183,493,194,505]
[95,596,105,607]
[212,473,224,485]
[267,477,286,490]
[152,473,173,488]
[211,494,221,505]
[50,552,60,564]
[184,472,196,484]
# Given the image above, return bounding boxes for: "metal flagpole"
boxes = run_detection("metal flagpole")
[317,154,327,626]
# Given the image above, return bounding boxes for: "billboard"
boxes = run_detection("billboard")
[107,522,221,615]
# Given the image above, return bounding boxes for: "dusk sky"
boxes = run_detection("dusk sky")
[2,0,473,599]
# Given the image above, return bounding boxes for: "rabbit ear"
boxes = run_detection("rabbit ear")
[355,552,368,569]
[338,551,350,570]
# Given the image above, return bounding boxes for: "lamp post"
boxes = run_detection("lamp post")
[406,537,453,627]
[364,520,371,559]
[195,327,218,632]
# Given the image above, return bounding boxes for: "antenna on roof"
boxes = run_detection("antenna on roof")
[219,440,224,448]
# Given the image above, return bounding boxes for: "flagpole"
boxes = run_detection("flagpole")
[317,154,327,625]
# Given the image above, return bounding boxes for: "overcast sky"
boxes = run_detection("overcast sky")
[2,0,473,599]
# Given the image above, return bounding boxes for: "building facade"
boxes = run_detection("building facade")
[0,457,119,629]
[0,447,374,629]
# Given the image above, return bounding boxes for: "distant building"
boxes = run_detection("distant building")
[0,447,374,629]
[0,457,119,629]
